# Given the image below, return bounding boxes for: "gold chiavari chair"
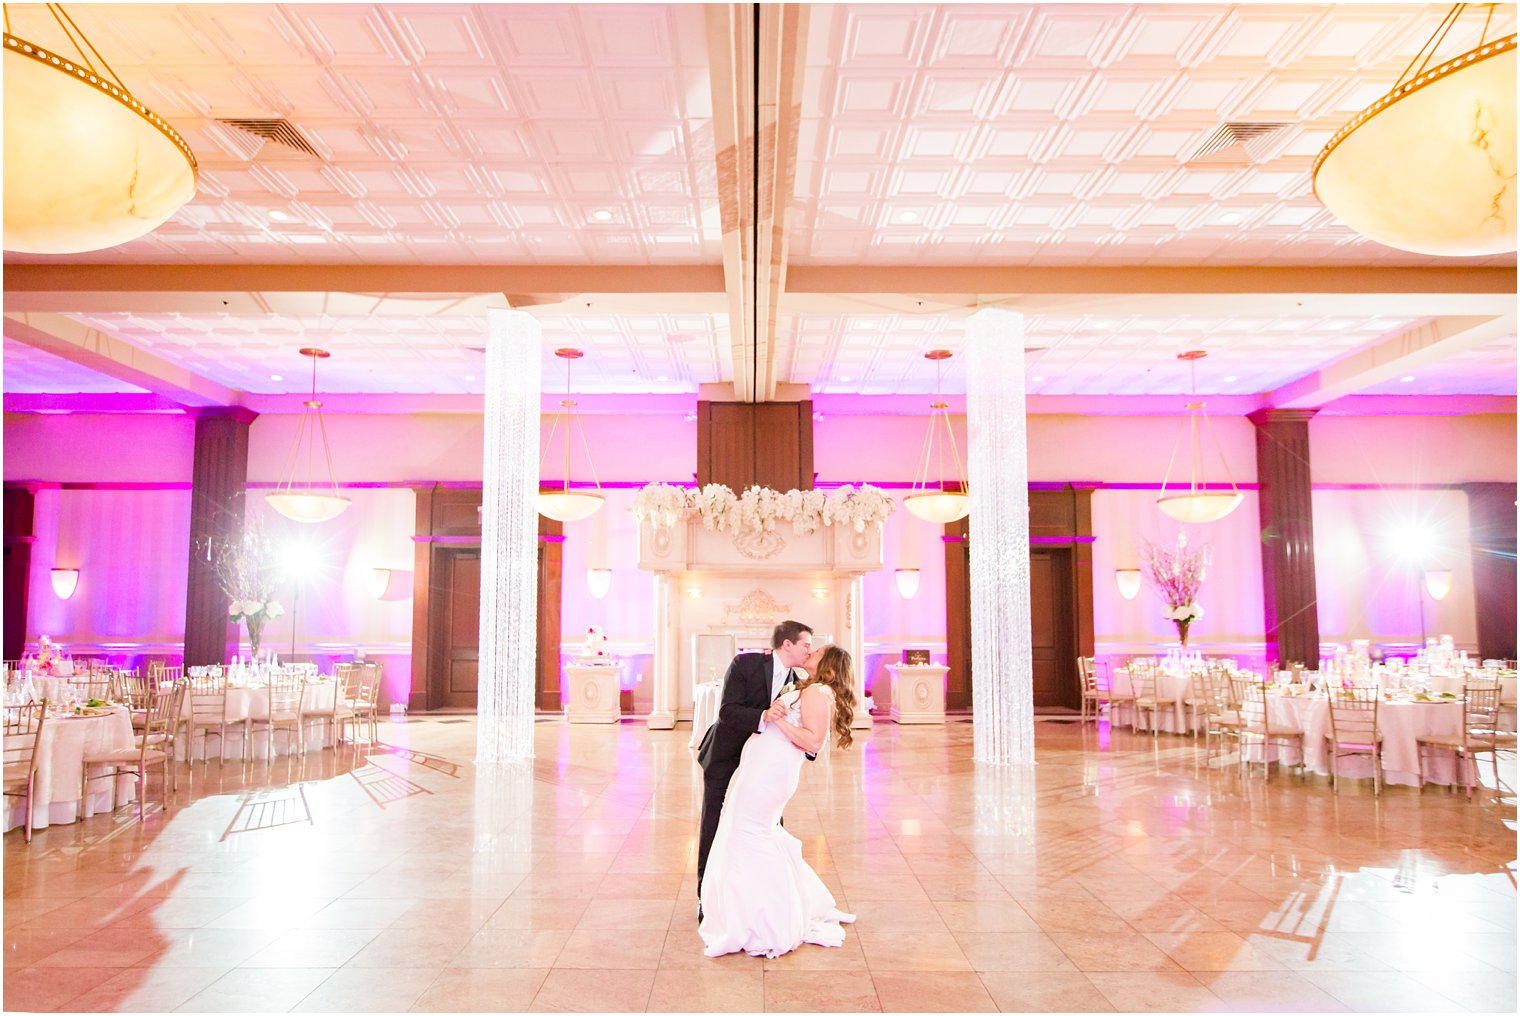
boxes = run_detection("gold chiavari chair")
[1129,657,1164,737]
[82,682,183,820]
[311,665,358,749]
[1232,676,1304,780]
[1417,677,1506,798]
[3,700,49,843]
[252,670,308,760]
[1326,686,1382,795]
[1077,657,1100,725]
[68,670,115,701]
[185,673,232,765]
[349,663,383,743]
[1202,666,1243,760]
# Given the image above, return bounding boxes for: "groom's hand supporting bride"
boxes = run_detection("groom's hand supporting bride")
[763,698,790,724]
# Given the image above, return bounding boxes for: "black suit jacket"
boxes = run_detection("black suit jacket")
[697,650,785,774]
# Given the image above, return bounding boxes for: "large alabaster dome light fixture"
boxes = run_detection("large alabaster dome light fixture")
[4,4,197,253]
[537,348,604,523]
[1157,351,1243,525]
[1313,3,1516,256]
[266,348,351,524]
[904,349,970,525]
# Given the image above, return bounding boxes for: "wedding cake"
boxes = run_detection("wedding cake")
[579,625,614,664]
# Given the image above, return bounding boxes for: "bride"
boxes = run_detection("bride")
[699,644,857,959]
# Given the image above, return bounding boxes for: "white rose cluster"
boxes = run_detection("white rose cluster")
[632,482,894,535]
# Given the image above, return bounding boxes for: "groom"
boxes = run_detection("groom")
[695,619,815,914]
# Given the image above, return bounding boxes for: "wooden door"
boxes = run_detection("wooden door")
[1029,548,1078,710]
[432,548,480,709]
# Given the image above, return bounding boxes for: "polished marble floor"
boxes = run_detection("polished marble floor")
[4,714,1516,1013]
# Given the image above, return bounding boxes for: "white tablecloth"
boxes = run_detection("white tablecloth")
[1109,668,1197,733]
[688,682,722,750]
[1250,693,1465,787]
[180,681,340,760]
[4,706,136,832]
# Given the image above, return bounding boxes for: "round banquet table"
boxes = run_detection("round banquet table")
[1109,668,1197,733]
[1246,692,1466,787]
[689,681,722,750]
[4,705,136,832]
[179,679,341,760]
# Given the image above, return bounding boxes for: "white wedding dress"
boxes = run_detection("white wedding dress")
[699,686,856,959]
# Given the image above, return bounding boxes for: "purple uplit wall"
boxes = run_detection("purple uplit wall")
[7,408,1514,708]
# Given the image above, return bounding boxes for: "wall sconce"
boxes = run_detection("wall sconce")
[1423,569,1454,602]
[587,568,612,600]
[367,568,391,600]
[894,568,920,600]
[686,586,703,599]
[50,568,79,600]
[1115,569,1142,601]
[811,586,829,600]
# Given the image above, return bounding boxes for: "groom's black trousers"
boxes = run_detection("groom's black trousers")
[696,757,741,897]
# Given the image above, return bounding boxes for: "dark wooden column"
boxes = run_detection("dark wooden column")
[184,408,256,668]
[1249,408,1320,667]
[1461,482,1517,660]
[3,485,38,661]
[697,401,814,490]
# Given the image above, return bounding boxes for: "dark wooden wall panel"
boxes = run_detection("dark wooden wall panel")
[697,401,813,491]
[1250,409,1320,667]
[1463,482,1517,660]
[943,486,1094,713]
[3,486,36,661]
[184,408,256,668]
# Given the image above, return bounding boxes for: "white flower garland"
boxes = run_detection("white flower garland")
[632,482,895,535]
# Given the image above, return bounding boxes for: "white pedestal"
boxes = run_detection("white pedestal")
[887,664,948,724]
[565,664,622,723]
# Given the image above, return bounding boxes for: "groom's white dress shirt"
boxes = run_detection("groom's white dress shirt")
[758,654,794,732]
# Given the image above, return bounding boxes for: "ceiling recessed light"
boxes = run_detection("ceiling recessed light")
[269,210,289,221]
[1223,375,1238,383]
[591,209,613,222]
[1218,212,1241,224]
[656,375,669,382]
[464,374,476,381]
[269,374,283,381]
[1031,376,1044,382]
[839,375,852,382]
[1400,375,1416,382]
[898,211,919,223]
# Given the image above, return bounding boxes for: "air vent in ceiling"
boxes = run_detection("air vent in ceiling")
[216,118,322,158]
[1185,122,1291,165]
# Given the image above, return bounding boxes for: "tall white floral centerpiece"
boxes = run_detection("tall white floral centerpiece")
[1139,531,1210,648]
[632,482,895,534]
[206,517,284,660]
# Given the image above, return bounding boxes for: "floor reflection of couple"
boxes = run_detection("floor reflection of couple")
[694,620,857,959]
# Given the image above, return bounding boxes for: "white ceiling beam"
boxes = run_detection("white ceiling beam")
[705,4,756,401]
[1,264,728,316]
[753,3,809,402]
[1268,314,1518,408]
[782,265,1518,317]
[3,311,239,408]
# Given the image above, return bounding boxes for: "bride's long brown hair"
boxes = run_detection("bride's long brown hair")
[799,645,854,749]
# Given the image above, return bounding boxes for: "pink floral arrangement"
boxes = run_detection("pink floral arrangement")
[1139,531,1210,643]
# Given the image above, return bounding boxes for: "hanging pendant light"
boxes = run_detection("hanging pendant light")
[4,4,197,253]
[1313,4,1516,256]
[537,348,604,523]
[265,348,351,524]
[904,349,970,524]
[1157,351,1242,525]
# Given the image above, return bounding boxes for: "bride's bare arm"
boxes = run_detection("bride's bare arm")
[771,687,832,754]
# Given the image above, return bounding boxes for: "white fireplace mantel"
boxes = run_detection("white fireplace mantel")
[636,519,885,730]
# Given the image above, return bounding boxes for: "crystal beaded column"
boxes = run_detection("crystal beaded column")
[966,307,1034,765]
[477,309,541,764]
